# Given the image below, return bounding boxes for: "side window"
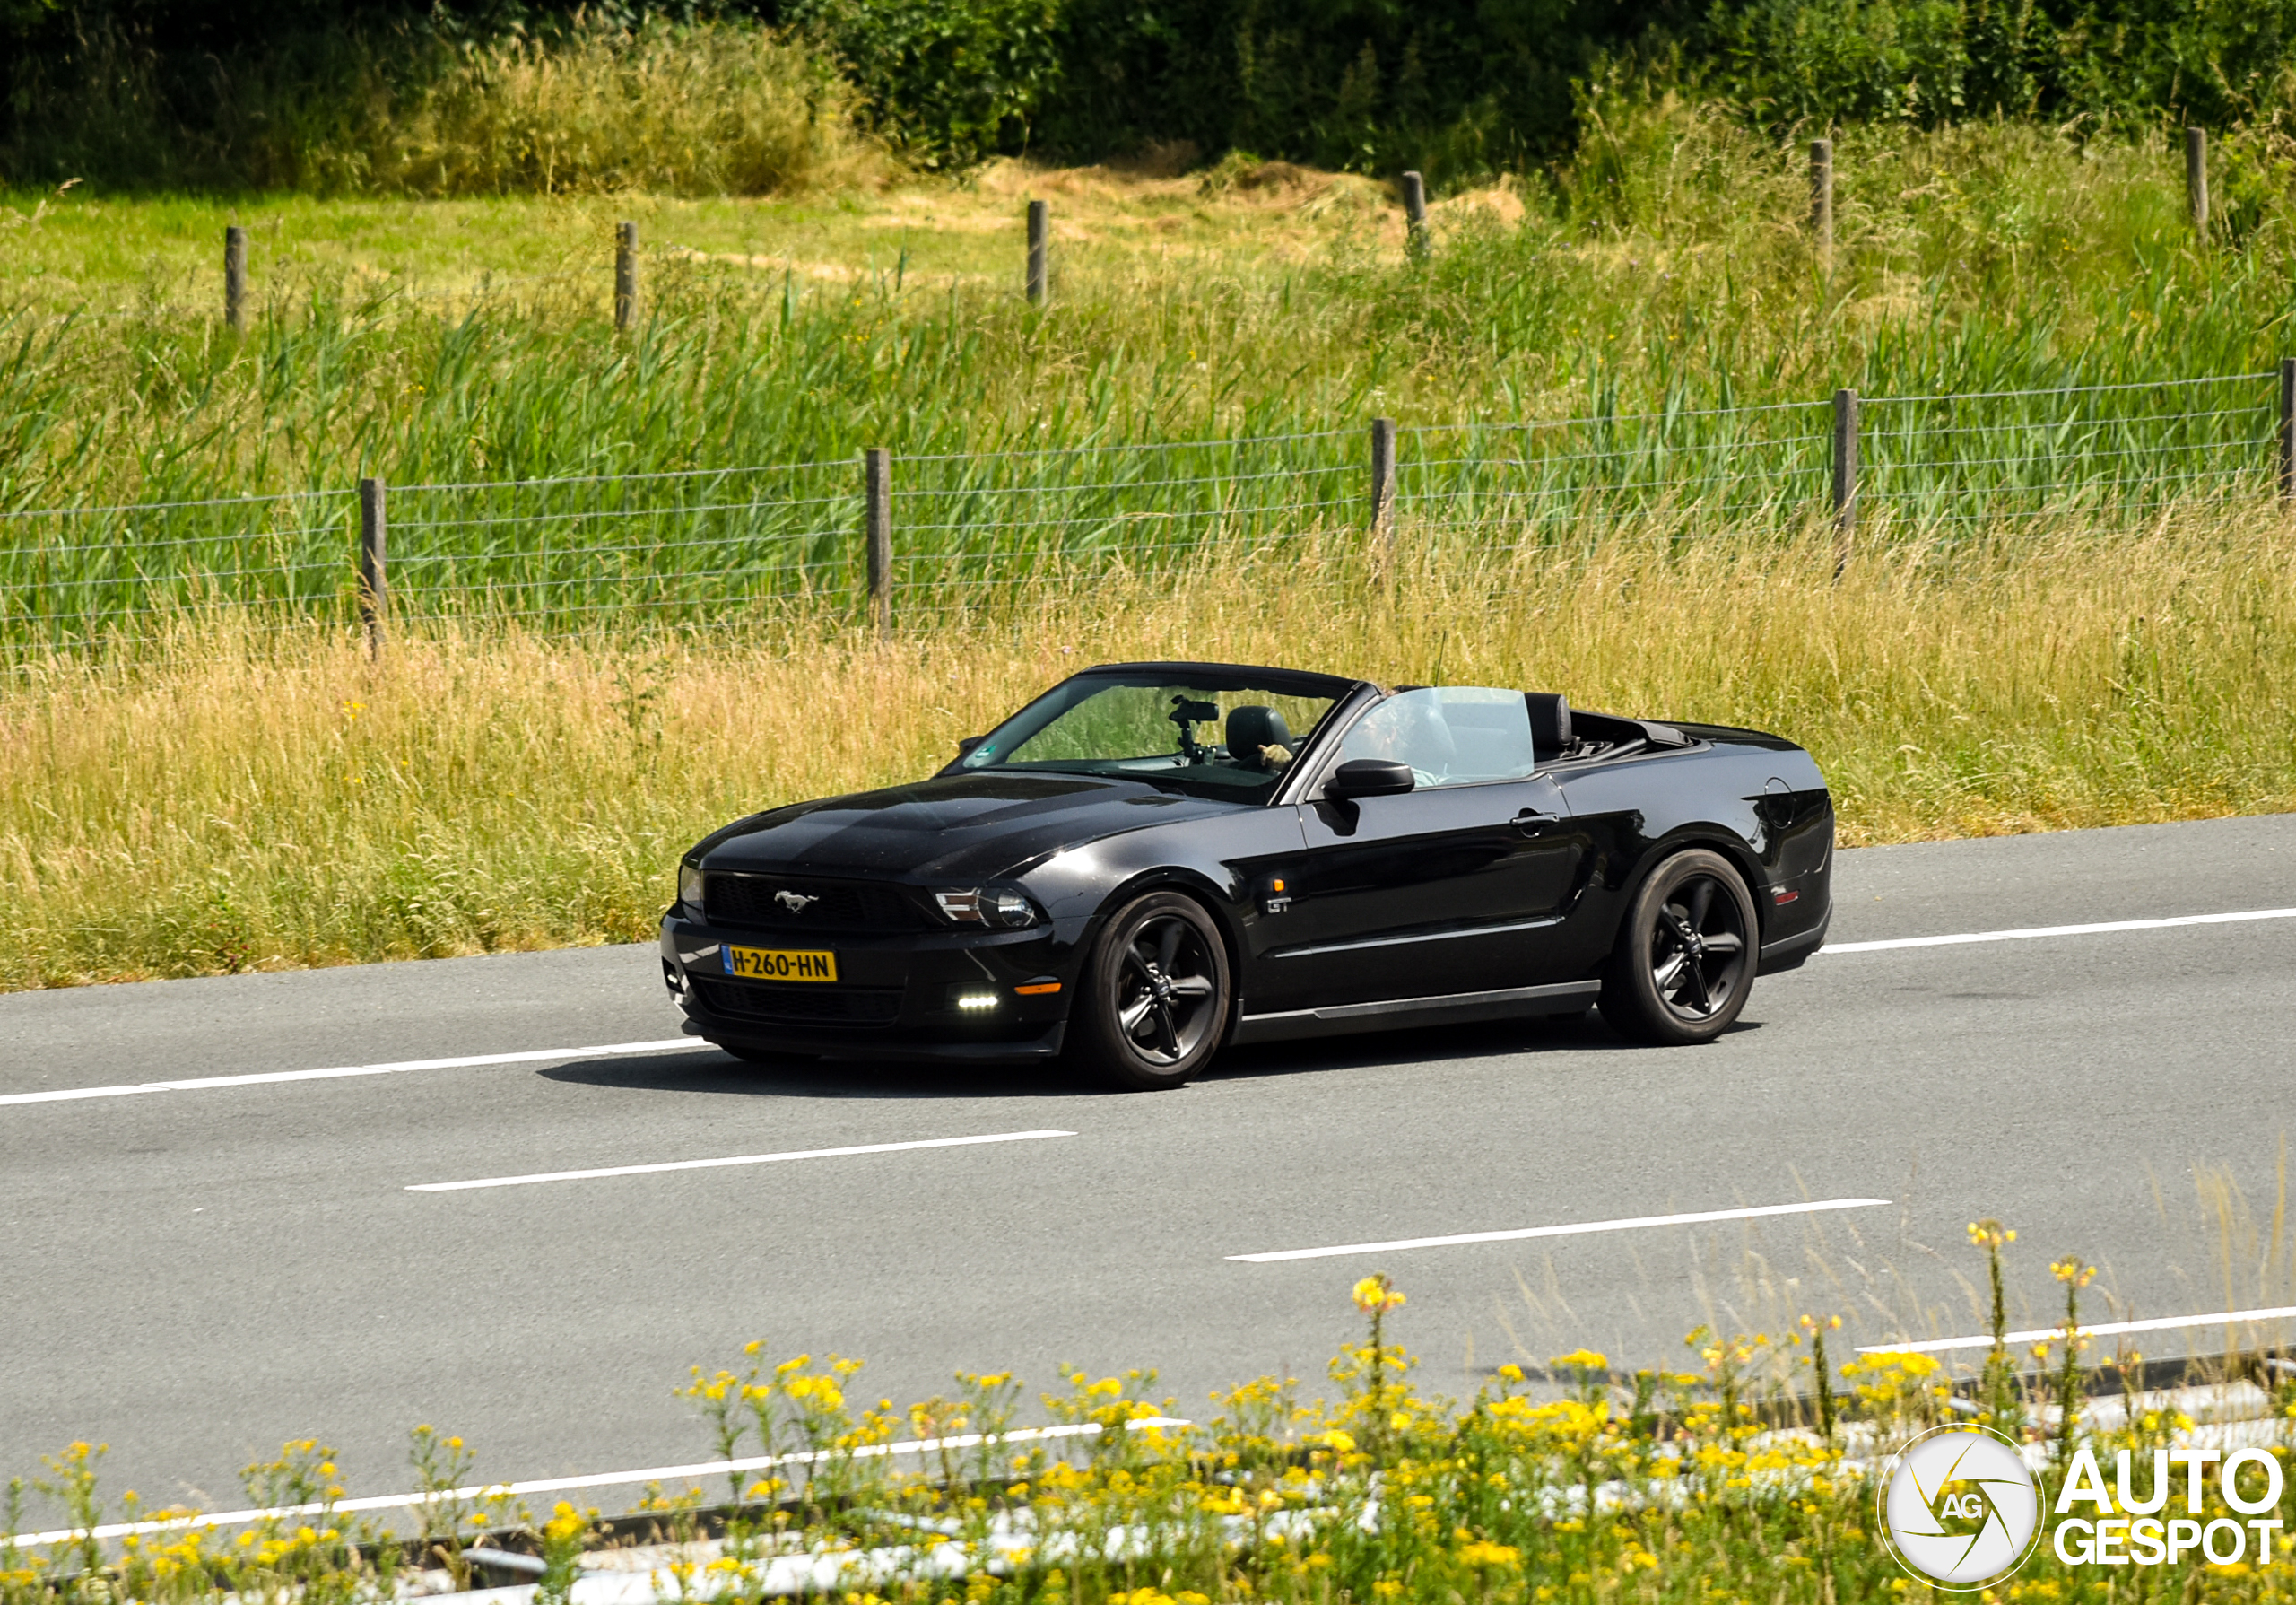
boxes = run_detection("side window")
[1334,688,1537,789]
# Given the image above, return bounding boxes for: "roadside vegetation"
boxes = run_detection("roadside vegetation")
[5,109,2293,504]
[4,514,2291,988]
[6,61,2296,986]
[7,1242,2296,1605]
[6,114,2296,982]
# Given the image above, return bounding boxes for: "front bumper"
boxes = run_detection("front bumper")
[657,910,1080,1063]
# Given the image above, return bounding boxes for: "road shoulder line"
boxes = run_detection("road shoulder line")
[0,1039,696,1108]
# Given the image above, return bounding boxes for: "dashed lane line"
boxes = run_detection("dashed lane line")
[407,1129,1081,1191]
[1228,1197,1892,1263]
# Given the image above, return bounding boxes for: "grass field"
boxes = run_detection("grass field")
[4,112,2295,985]
[4,109,2290,507]
[4,514,2291,989]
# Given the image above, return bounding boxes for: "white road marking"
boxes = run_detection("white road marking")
[1228,1197,1891,1263]
[17,905,2291,1111]
[1823,907,2296,955]
[0,1040,698,1109]
[4,1417,1192,1548]
[21,907,2287,1113]
[1856,1303,2296,1356]
[409,1129,1079,1191]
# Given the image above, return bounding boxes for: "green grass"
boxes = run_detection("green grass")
[4,113,2296,984]
[4,110,2290,507]
[4,112,2291,647]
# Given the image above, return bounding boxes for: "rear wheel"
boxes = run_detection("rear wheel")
[1598,849,1758,1045]
[1069,891,1231,1091]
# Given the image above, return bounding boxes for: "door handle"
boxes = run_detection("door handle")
[1512,809,1560,834]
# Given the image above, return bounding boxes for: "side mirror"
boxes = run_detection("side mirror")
[1326,758,1414,798]
[954,734,988,757]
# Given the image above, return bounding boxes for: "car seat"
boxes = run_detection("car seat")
[1526,693,1573,762]
[1225,705,1292,768]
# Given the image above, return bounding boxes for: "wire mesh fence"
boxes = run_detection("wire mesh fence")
[1,369,2286,653]
[884,430,1359,624]
[0,490,360,651]
[1394,399,1837,543]
[385,459,862,635]
[1858,372,2277,529]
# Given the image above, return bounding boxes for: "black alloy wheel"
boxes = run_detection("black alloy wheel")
[1598,848,1759,1045]
[1071,891,1231,1091]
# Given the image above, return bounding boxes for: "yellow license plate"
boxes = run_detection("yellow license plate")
[723,946,839,983]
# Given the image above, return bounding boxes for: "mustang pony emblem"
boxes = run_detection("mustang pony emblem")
[775,890,819,913]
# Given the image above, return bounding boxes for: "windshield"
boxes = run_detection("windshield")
[960,673,1344,802]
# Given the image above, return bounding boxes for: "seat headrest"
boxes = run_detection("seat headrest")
[1526,693,1572,756]
[1226,705,1292,764]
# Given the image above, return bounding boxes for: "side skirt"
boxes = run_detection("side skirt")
[1230,981,1603,1046]
[1757,910,1831,975]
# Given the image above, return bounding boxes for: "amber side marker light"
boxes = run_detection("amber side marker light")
[1014,981,1062,996]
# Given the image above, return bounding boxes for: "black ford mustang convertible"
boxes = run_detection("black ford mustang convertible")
[661,662,1832,1090]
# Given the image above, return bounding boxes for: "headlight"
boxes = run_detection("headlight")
[933,885,1040,929]
[679,861,705,912]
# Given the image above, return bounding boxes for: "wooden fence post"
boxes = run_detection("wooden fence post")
[1401,172,1430,261]
[1809,139,1833,266]
[1370,417,1396,550]
[2278,359,2294,504]
[2187,128,2209,239]
[865,448,891,636]
[1026,201,1048,305]
[358,476,387,659]
[614,221,639,330]
[1831,388,1858,577]
[224,226,248,333]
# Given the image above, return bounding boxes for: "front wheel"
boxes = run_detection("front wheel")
[1068,891,1232,1091]
[1598,848,1759,1045]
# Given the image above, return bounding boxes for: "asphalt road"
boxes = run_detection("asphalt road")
[6,813,2296,1524]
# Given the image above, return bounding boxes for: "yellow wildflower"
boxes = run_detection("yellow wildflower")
[1353,1275,1406,1313]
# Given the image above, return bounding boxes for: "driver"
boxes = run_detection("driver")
[1338,694,1454,787]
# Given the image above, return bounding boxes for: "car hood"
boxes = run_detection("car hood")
[696,771,1241,881]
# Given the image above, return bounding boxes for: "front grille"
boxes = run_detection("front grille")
[704,873,931,933]
[691,975,904,1027]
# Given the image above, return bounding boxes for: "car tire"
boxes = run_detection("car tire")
[1068,891,1232,1091]
[1597,848,1760,1046]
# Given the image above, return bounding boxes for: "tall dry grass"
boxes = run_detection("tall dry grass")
[364,20,883,197]
[0,16,878,198]
[4,513,2290,989]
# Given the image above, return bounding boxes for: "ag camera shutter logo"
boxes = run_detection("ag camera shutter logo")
[1878,1425,2042,1590]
